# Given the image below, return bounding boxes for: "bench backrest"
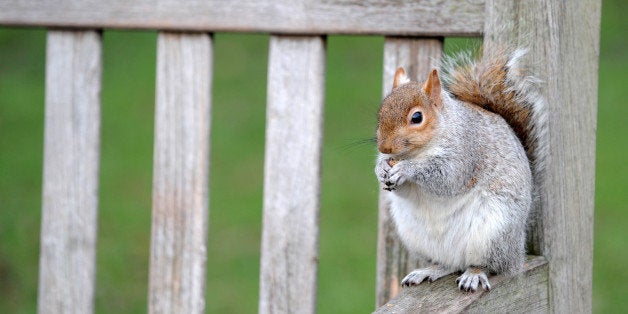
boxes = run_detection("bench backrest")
[0,0,600,312]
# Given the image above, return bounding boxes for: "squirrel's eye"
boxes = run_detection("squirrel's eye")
[410,111,423,124]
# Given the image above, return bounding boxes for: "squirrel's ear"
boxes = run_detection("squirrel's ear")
[423,69,442,106]
[393,67,410,89]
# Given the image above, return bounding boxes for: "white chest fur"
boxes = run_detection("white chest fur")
[388,184,506,271]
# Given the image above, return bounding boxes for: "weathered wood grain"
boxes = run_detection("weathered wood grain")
[374,256,549,313]
[38,30,102,314]
[259,36,325,314]
[484,1,600,312]
[376,37,443,307]
[0,0,483,36]
[148,32,212,314]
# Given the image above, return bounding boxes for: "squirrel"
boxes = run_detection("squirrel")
[374,48,546,292]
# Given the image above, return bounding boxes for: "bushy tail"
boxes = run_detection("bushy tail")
[440,48,547,206]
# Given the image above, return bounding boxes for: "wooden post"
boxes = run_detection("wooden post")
[484,1,601,312]
[38,30,102,314]
[376,37,443,307]
[259,35,326,314]
[148,32,212,314]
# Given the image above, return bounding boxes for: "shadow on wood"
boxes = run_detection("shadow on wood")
[374,256,548,313]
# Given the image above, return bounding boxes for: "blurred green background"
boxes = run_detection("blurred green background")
[0,1,625,313]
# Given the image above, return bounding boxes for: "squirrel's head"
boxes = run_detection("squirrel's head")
[377,67,443,156]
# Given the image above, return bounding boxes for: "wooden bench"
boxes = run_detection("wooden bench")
[0,0,600,312]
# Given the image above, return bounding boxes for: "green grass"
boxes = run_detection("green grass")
[0,1,626,312]
[592,1,628,311]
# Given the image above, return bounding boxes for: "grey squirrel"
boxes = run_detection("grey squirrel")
[375,48,546,291]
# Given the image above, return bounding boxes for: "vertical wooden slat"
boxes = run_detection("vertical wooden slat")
[259,35,326,314]
[38,30,102,314]
[483,1,546,258]
[376,37,443,307]
[484,1,600,312]
[148,32,212,314]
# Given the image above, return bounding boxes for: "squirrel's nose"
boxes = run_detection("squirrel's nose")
[378,145,393,154]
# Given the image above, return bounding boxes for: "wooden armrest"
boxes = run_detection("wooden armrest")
[374,256,548,313]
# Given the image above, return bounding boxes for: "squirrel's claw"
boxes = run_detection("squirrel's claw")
[456,268,491,292]
[383,180,396,191]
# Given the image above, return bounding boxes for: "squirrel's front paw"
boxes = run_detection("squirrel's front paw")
[375,157,392,187]
[385,160,408,190]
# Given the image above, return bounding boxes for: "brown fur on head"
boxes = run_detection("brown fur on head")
[377,68,442,156]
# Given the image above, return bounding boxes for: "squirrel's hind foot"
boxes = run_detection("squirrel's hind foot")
[456,267,491,292]
[401,265,452,287]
